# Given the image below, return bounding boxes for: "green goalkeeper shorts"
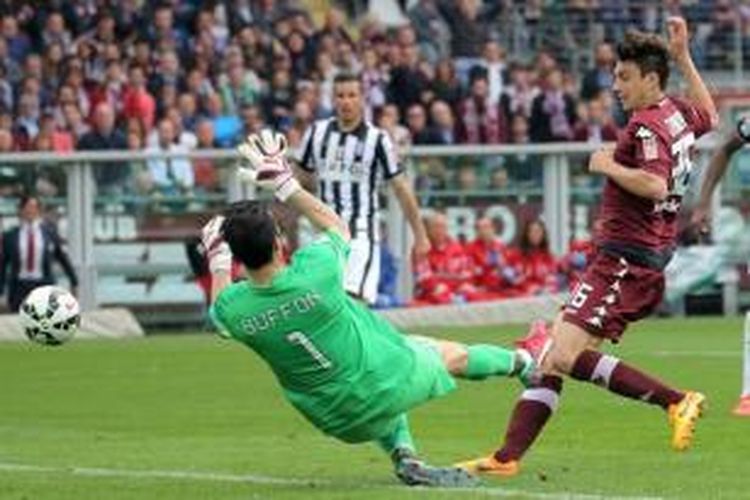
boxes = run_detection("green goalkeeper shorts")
[333,335,456,444]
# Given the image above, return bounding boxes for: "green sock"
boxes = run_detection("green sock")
[463,344,517,380]
[377,414,416,462]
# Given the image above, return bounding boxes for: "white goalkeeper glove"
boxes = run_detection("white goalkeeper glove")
[237,129,301,202]
[201,215,232,274]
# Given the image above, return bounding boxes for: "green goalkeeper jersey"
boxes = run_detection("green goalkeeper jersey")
[210,230,452,441]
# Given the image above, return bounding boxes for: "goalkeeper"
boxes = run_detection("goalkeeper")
[203,130,537,488]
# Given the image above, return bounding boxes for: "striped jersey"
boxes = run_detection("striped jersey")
[293,118,403,240]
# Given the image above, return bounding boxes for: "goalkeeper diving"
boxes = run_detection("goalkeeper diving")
[203,130,537,487]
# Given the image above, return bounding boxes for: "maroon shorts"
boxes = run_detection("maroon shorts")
[562,251,665,342]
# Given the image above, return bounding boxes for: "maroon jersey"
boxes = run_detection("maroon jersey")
[596,96,712,252]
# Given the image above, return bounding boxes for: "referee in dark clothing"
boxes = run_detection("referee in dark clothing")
[0,195,78,312]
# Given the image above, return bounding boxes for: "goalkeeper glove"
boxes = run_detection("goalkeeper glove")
[237,129,301,202]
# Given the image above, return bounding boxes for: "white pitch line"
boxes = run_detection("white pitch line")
[644,350,740,358]
[0,462,320,486]
[0,462,665,500]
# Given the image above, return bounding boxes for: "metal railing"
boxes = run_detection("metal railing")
[0,136,744,314]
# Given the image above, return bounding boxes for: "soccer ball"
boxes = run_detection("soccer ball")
[19,285,80,346]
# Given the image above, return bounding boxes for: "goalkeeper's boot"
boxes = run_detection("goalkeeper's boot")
[732,395,750,417]
[454,455,520,477]
[392,448,480,488]
[668,391,706,451]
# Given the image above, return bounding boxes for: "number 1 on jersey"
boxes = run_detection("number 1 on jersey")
[286,331,333,369]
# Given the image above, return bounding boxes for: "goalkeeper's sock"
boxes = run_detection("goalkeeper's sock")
[461,345,518,380]
[570,350,683,409]
[377,414,417,462]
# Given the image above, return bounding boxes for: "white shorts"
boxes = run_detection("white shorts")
[344,236,380,305]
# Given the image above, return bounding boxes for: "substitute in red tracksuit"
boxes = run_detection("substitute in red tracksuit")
[465,216,524,298]
[517,219,562,295]
[414,213,486,305]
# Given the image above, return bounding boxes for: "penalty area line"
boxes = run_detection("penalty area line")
[0,462,666,500]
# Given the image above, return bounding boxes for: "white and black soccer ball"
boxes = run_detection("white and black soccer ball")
[19,285,80,346]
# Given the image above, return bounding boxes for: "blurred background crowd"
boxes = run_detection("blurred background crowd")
[2,0,746,198]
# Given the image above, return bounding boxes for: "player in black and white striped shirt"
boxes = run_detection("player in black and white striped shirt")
[293,73,430,304]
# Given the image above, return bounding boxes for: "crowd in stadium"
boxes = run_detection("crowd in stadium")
[3,0,741,199]
[0,0,740,307]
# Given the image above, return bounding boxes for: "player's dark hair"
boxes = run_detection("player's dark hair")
[333,71,362,88]
[617,30,670,90]
[220,200,278,270]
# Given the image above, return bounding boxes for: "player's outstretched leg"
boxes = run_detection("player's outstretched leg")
[455,321,559,477]
[412,334,535,384]
[378,414,480,488]
[455,374,563,477]
[568,349,705,451]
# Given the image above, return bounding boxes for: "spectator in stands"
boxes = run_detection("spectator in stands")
[192,119,220,193]
[580,42,616,100]
[388,41,429,116]
[184,67,215,104]
[38,11,71,53]
[61,62,90,119]
[503,113,542,185]
[77,102,128,194]
[287,29,312,80]
[262,69,295,129]
[177,92,199,133]
[429,100,457,145]
[465,216,523,297]
[470,40,508,105]
[377,103,411,153]
[361,46,387,120]
[218,58,261,116]
[573,93,618,143]
[123,64,156,134]
[89,59,126,118]
[145,4,188,58]
[517,219,561,295]
[13,92,39,147]
[237,103,265,142]
[431,58,464,110]
[149,49,183,98]
[2,15,31,64]
[500,63,538,121]
[61,103,89,141]
[204,92,241,148]
[407,0,451,63]
[163,107,197,150]
[529,68,577,142]
[406,103,443,145]
[0,195,78,312]
[41,42,64,93]
[437,0,498,84]
[414,212,483,305]
[145,117,194,197]
[37,111,73,152]
[456,163,479,191]
[457,74,508,144]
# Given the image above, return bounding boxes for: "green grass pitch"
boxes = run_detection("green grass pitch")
[1,316,749,499]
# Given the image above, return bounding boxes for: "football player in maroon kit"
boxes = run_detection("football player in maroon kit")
[458,17,718,477]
